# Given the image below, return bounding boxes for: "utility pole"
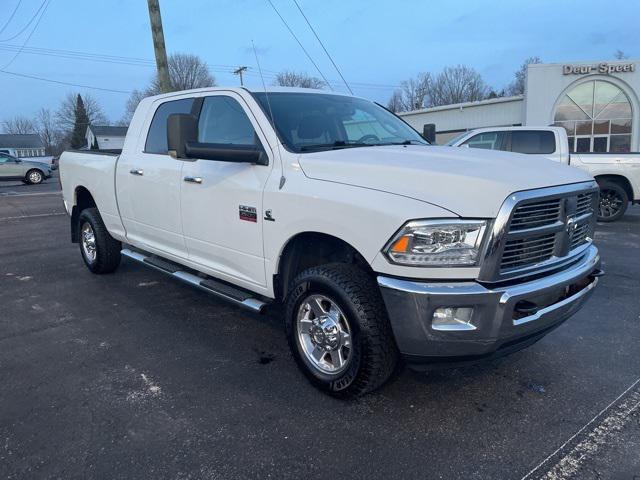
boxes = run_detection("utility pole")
[233,66,248,86]
[147,0,171,93]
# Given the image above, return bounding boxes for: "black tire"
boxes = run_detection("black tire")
[597,180,628,222]
[25,169,44,185]
[77,208,121,274]
[285,263,398,398]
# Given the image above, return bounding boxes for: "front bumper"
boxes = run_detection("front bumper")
[378,245,601,363]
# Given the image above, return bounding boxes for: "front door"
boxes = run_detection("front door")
[0,154,23,179]
[116,97,195,259]
[180,93,273,288]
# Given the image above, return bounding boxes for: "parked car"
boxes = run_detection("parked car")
[59,87,602,397]
[446,126,640,222]
[0,152,52,184]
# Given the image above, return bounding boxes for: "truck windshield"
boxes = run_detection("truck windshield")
[252,92,428,153]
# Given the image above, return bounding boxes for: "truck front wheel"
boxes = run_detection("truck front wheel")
[285,263,398,398]
[78,208,121,274]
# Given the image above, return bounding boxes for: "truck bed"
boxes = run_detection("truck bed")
[59,150,125,240]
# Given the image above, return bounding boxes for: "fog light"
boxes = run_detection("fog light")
[432,307,476,331]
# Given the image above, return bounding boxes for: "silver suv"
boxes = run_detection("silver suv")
[0,152,52,184]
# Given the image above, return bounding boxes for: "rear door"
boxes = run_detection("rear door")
[116,97,195,259]
[180,92,273,288]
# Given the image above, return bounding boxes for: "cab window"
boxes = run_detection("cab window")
[198,96,257,146]
[510,130,556,154]
[145,98,194,154]
[462,131,507,150]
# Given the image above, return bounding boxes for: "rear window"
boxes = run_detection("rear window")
[510,130,556,154]
[145,98,194,154]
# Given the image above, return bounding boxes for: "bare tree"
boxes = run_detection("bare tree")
[614,49,628,60]
[273,70,326,89]
[386,90,404,113]
[123,53,217,122]
[386,72,431,112]
[34,108,61,155]
[507,56,542,96]
[429,65,489,106]
[56,93,107,133]
[2,116,36,134]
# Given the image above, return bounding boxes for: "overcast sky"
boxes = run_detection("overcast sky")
[1,0,638,124]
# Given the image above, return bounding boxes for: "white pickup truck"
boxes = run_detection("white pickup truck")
[60,87,603,397]
[447,126,640,222]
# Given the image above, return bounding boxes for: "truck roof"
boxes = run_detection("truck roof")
[142,86,354,103]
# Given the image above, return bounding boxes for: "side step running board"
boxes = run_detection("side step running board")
[121,248,268,313]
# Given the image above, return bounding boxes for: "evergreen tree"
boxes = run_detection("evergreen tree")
[70,94,90,149]
[90,135,99,150]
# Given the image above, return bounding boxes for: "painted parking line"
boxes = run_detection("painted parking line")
[0,191,62,197]
[0,212,66,221]
[522,377,640,480]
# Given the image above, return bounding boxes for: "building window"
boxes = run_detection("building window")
[554,80,633,153]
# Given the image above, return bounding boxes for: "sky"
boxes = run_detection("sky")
[0,0,638,124]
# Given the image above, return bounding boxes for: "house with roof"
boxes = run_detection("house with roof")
[0,134,46,158]
[85,125,128,151]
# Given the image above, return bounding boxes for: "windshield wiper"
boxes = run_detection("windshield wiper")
[299,141,371,152]
[385,140,427,146]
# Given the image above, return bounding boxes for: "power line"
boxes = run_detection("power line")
[265,0,333,90]
[1,0,50,71]
[0,69,132,93]
[0,0,46,42]
[291,0,352,95]
[0,0,23,36]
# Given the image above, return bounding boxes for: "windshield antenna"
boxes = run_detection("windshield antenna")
[251,40,286,190]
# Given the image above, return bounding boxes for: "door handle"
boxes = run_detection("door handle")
[184,176,203,184]
[130,169,144,176]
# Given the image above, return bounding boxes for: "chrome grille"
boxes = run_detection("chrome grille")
[570,222,591,250]
[478,182,599,282]
[509,199,561,231]
[501,233,556,269]
[576,192,594,217]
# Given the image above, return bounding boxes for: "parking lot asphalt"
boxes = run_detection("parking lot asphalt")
[0,184,639,479]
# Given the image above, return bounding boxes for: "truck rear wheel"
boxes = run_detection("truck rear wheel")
[597,180,628,222]
[78,208,121,274]
[285,263,398,398]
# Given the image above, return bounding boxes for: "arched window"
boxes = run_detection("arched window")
[554,80,632,153]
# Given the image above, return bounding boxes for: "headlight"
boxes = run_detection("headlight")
[383,220,487,266]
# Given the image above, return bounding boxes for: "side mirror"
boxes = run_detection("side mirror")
[185,143,267,165]
[422,123,436,144]
[167,113,197,159]
[167,112,267,165]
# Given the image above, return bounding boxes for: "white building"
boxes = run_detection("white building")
[0,134,46,158]
[400,59,638,154]
[85,125,128,151]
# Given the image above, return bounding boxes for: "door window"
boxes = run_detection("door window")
[145,98,194,154]
[510,130,556,154]
[462,131,507,150]
[198,96,257,146]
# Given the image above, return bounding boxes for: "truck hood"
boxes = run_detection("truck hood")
[297,145,593,217]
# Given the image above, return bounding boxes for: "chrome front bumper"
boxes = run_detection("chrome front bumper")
[377,245,601,362]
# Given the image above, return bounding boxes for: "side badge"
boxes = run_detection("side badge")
[239,205,257,223]
[264,209,275,222]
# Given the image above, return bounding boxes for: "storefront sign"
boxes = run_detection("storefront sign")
[563,63,635,75]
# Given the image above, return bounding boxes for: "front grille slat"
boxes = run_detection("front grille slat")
[498,190,595,274]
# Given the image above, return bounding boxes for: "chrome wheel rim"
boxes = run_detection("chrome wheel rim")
[599,189,623,218]
[81,222,97,263]
[29,171,42,183]
[296,294,352,375]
